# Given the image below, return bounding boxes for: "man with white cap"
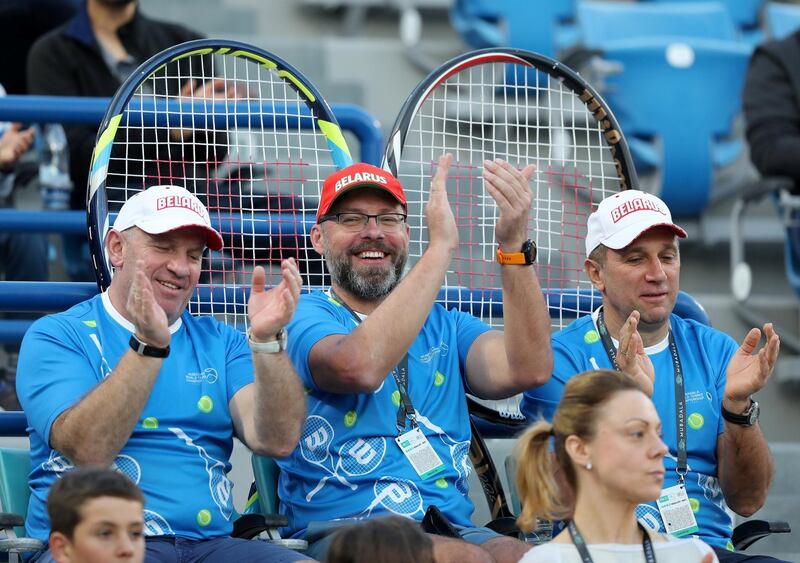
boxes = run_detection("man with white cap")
[277,156,552,563]
[17,185,314,562]
[521,190,783,562]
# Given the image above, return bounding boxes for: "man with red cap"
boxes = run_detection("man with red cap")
[278,155,553,562]
[521,190,783,563]
[17,185,314,562]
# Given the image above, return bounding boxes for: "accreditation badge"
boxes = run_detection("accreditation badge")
[395,427,445,480]
[656,483,699,537]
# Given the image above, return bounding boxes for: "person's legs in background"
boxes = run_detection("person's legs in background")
[0,231,48,410]
[60,233,94,282]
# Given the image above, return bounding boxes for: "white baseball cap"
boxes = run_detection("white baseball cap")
[112,185,223,251]
[585,190,687,257]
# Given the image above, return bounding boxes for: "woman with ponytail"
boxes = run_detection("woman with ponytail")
[516,369,717,562]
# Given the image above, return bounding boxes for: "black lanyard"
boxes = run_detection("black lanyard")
[329,290,416,433]
[596,310,688,483]
[568,520,657,563]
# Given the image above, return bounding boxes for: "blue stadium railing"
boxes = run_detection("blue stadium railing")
[0,95,383,167]
[0,93,383,348]
[0,286,709,439]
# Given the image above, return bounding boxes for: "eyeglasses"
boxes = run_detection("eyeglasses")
[319,212,408,232]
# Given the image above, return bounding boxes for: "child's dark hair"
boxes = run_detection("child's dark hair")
[47,466,144,539]
[325,516,434,563]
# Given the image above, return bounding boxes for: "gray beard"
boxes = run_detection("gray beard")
[326,251,406,301]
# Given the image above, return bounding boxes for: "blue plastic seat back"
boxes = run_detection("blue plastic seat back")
[450,0,578,57]
[640,0,764,30]
[577,1,738,50]
[674,290,711,326]
[600,38,752,216]
[0,447,32,538]
[766,2,800,40]
[640,0,765,45]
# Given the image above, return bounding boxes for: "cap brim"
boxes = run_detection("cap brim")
[603,222,687,250]
[318,183,406,219]
[139,221,224,251]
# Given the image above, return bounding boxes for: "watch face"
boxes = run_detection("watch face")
[748,401,760,424]
[522,239,537,264]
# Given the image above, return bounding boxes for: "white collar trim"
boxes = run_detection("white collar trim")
[591,307,670,355]
[101,291,183,334]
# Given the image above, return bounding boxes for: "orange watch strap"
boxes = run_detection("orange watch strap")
[495,247,527,265]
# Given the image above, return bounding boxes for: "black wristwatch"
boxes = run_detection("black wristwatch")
[496,239,537,266]
[721,398,760,427]
[129,334,170,358]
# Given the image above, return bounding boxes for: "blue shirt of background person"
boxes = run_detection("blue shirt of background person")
[521,190,781,562]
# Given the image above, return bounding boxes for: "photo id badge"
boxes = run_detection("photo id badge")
[656,483,699,537]
[395,427,445,480]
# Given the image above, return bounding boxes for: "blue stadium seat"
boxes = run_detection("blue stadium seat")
[596,37,752,217]
[450,0,578,58]
[0,447,44,562]
[765,2,800,40]
[576,1,738,50]
[640,0,766,45]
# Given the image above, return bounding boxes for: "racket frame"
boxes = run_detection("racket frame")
[87,38,352,292]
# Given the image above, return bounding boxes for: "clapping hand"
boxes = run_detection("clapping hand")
[615,310,656,396]
[247,259,302,342]
[724,323,779,411]
[127,261,170,349]
[483,159,535,252]
[426,153,458,253]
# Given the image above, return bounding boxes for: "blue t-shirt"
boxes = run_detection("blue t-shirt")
[17,293,254,542]
[279,291,491,537]
[520,311,738,549]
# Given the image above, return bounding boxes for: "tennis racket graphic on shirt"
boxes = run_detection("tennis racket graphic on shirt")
[87,39,353,333]
[300,415,357,501]
[170,427,234,520]
[110,455,177,535]
[110,454,142,484]
[110,455,179,535]
[383,47,635,332]
[108,456,178,535]
[143,510,175,536]
[358,477,424,518]
[305,435,387,500]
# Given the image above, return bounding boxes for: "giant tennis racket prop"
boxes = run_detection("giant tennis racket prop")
[87,39,352,332]
[383,48,637,521]
[384,47,636,332]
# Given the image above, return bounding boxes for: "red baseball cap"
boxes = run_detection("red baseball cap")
[317,163,406,221]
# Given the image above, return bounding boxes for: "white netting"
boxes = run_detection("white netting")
[388,54,626,419]
[98,48,337,332]
[391,55,624,333]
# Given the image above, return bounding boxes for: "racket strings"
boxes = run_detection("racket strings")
[104,50,335,330]
[389,55,625,418]
[395,59,621,335]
